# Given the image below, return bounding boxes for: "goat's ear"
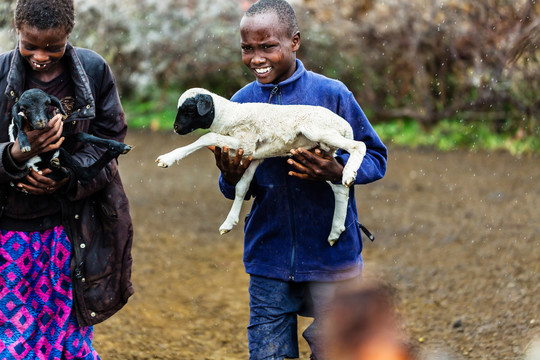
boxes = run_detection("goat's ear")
[195,94,213,116]
[48,94,66,115]
[12,102,23,122]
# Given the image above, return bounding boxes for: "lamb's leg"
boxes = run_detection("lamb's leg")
[298,126,366,187]
[156,133,243,168]
[74,133,132,157]
[327,182,350,245]
[59,133,131,183]
[340,140,366,187]
[219,159,262,235]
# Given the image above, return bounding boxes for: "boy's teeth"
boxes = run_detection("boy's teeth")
[255,67,271,74]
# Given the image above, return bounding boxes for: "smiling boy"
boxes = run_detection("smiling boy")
[211,0,387,359]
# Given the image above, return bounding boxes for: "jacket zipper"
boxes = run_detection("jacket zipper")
[287,176,297,281]
[268,85,279,104]
[275,89,296,281]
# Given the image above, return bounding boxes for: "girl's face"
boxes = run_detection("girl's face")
[17,24,70,81]
[240,12,300,85]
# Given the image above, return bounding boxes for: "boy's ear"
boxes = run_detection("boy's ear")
[291,31,301,52]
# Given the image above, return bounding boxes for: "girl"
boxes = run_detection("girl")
[0,0,133,358]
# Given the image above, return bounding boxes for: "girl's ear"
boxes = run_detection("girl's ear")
[291,31,301,52]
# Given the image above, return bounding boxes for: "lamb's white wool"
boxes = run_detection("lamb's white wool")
[524,338,540,360]
[156,88,367,245]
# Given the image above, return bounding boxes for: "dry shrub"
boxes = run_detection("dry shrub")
[299,0,540,134]
[1,0,538,135]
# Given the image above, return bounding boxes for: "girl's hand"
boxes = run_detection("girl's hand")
[11,114,64,165]
[17,168,70,195]
[287,147,344,183]
[208,146,252,185]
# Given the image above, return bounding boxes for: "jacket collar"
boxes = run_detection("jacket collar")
[5,42,95,120]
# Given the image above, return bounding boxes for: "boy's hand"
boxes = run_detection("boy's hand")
[208,146,252,185]
[287,147,343,183]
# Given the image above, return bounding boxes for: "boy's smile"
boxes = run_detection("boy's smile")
[240,12,300,85]
[18,25,69,82]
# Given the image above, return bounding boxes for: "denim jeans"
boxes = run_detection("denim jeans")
[247,274,361,359]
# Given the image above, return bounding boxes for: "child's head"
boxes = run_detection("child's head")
[14,0,75,77]
[322,280,416,360]
[15,0,75,34]
[240,0,300,85]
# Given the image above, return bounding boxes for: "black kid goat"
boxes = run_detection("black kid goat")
[10,88,131,183]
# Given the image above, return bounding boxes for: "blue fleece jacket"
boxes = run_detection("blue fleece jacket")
[219,60,387,282]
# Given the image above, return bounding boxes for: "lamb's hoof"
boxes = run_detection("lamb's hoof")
[342,176,355,187]
[50,157,61,168]
[328,227,345,246]
[121,144,132,155]
[20,146,31,153]
[155,158,169,168]
[220,228,231,235]
[342,169,357,187]
[109,142,132,157]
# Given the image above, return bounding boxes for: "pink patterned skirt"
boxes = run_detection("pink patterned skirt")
[0,226,100,359]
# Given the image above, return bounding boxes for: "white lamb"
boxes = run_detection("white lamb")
[156,88,366,245]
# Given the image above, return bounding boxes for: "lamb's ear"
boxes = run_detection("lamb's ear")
[48,94,66,116]
[12,102,24,123]
[195,94,213,116]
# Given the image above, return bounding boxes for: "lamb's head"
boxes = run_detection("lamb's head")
[174,88,215,135]
[13,88,66,130]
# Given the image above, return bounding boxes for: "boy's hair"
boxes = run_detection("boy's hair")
[245,0,299,37]
[15,0,75,33]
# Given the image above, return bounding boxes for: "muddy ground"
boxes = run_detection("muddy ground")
[92,130,539,360]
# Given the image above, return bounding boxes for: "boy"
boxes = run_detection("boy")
[211,0,387,358]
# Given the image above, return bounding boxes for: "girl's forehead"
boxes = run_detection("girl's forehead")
[19,25,69,44]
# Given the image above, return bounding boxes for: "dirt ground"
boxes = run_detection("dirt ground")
[92,130,540,360]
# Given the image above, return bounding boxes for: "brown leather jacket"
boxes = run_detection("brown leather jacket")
[0,43,134,326]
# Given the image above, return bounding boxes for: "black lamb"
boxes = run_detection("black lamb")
[10,88,131,183]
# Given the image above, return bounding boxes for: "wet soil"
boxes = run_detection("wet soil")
[92,130,540,359]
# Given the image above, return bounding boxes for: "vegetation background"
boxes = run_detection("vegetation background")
[1,0,539,153]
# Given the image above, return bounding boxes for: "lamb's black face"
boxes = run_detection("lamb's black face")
[15,89,65,130]
[174,94,215,135]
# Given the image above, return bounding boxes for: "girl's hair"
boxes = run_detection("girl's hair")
[245,0,299,37]
[14,0,75,33]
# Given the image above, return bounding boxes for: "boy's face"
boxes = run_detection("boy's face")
[240,12,300,85]
[18,24,69,79]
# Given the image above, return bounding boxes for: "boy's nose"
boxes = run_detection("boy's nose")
[251,51,266,64]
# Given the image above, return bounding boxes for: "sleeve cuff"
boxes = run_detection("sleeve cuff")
[2,143,29,177]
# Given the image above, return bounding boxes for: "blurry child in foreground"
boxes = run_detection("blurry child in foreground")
[321,280,416,360]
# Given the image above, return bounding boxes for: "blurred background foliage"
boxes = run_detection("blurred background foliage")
[1,0,539,152]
